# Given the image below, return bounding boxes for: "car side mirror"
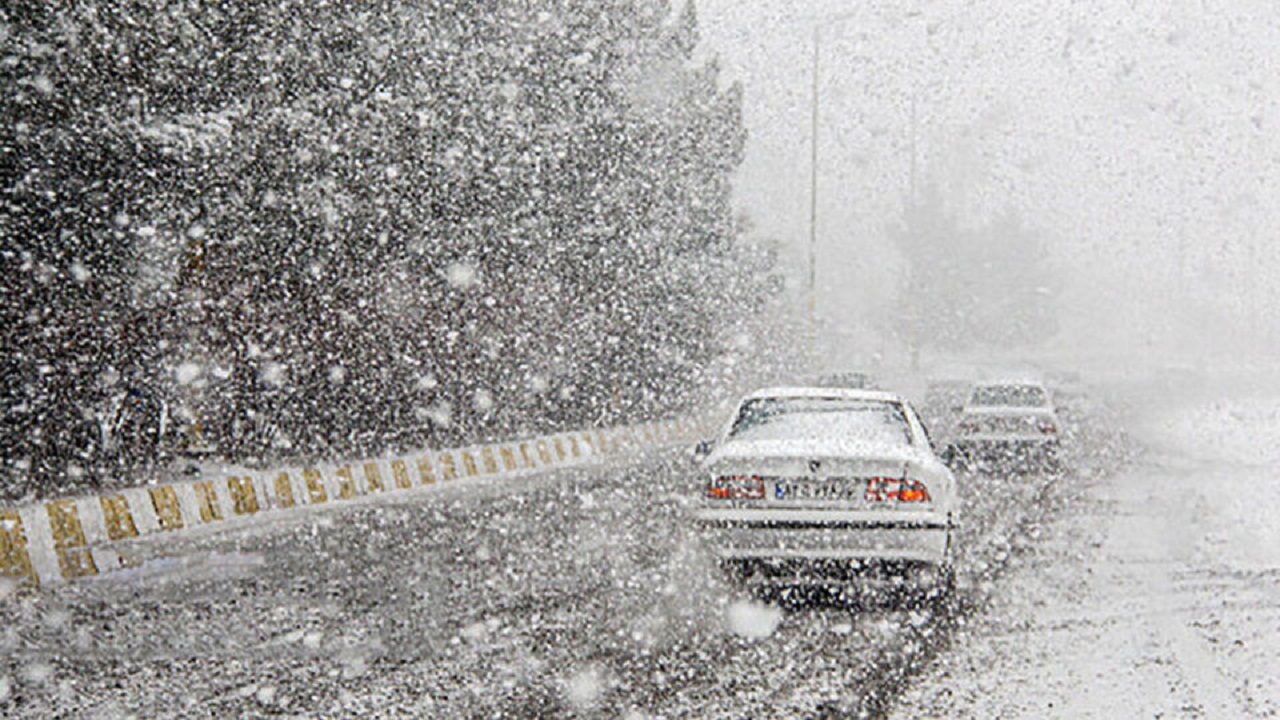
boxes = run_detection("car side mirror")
[691,439,714,464]
[940,444,956,466]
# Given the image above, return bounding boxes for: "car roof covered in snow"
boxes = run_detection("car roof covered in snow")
[742,386,904,403]
[972,377,1048,388]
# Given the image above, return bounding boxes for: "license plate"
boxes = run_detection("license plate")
[774,479,861,501]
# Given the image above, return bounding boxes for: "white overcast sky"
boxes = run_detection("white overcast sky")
[696,0,1280,361]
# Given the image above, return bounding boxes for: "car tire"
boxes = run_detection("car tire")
[925,563,957,613]
[927,527,958,611]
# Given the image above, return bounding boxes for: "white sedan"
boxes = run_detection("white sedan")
[947,379,1062,472]
[692,387,957,600]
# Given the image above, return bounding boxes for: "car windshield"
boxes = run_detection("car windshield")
[728,397,912,446]
[970,384,1049,408]
[972,415,1050,433]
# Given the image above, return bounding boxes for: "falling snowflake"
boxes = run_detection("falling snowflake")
[725,601,781,640]
[259,362,287,388]
[174,362,202,386]
[444,261,481,290]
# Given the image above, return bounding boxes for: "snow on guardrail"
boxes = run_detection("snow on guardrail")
[0,417,702,588]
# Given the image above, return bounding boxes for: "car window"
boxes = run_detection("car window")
[728,397,912,445]
[971,415,1051,433]
[915,414,937,452]
[970,385,1049,408]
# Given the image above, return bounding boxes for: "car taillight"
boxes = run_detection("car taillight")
[897,479,932,502]
[864,477,931,503]
[707,475,765,500]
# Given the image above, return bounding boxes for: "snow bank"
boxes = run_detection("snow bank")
[1131,395,1280,570]
[1138,398,1280,467]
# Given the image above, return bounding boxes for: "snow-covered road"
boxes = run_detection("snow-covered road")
[0,395,1125,717]
[895,389,1280,718]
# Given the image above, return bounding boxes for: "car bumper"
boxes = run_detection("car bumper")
[692,509,953,571]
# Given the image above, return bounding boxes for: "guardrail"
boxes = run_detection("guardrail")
[1,417,699,588]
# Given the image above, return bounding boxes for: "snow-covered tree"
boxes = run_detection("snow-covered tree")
[2,0,753,492]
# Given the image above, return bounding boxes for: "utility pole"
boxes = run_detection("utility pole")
[803,9,927,368]
[910,91,918,205]
[808,23,821,350]
[908,89,921,371]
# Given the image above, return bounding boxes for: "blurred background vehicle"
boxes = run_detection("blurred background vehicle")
[814,371,879,390]
[947,379,1062,473]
